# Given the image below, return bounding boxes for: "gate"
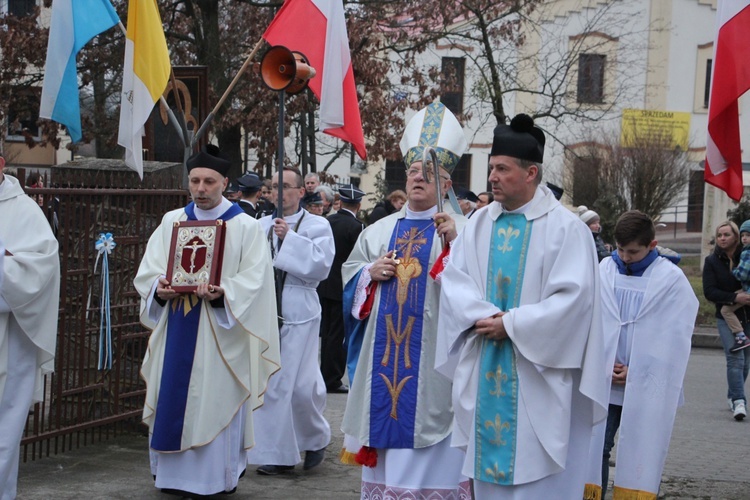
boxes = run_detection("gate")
[20,187,188,460]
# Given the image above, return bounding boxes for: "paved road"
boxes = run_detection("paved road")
[16,348,750,499]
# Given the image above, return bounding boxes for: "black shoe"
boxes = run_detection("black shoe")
[730,335,750,353]
[303,448,326,470]
[327,385,349,394]
[257,464,294,476]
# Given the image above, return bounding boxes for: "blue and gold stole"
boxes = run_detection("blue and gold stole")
[475,213,532,484]
[369,218,435,448]
[151,202,243,452]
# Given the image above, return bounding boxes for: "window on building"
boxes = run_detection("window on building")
[577,54,606,104]
[451,154,471,190]
[441,57,465,115]
[693,43,713,113]
[703,59,712,108]
[572,156,599,207]
[6,91,41,141]
[384,159,407,193]
[5,0,36,17]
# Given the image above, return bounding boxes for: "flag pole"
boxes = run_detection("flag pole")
[169,69,189,146]
[191,37,266,148]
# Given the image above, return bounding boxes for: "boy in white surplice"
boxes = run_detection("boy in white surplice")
[585,210,698,499]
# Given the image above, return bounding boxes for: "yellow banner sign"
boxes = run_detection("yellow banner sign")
[620,109,691,150]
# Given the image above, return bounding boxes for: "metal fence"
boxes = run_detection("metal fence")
[19,187,188,461]
[658,202,704,235]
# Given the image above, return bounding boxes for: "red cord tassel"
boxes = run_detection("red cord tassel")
[354,446,378,467]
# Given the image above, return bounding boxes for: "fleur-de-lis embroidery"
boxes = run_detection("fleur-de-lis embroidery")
[484,414,511,446]
[495,270,512,301]
[486,365,508,397]
[484,462,507,481]
[496,223,520,253]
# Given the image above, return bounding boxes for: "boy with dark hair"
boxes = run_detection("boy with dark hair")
[584,210,698,499]
[721,220,750,353]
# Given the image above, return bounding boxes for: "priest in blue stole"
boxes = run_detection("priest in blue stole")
[341,102,471,498]
[134,145,280,497]
[436,115,609,499]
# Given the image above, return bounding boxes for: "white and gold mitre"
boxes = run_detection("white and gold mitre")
[399,102,468,174]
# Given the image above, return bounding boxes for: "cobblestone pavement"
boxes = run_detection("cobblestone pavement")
[16,348,749,499]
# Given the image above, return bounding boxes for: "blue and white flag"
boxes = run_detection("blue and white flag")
[40,0,120,143]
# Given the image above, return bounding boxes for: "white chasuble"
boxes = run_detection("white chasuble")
[437,186,609,494]
[341,206,467,450]
[0,175,59,405]
[135,202,280,455]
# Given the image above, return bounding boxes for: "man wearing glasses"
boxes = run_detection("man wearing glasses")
[340,102,470,497]
[248,166,335,476]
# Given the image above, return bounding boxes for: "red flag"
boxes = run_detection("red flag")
[264,0,367,160]
[705,0,750,201]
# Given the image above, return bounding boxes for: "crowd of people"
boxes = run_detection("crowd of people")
[0,101,718,500]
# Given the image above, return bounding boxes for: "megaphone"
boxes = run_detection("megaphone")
[260,45,316,95]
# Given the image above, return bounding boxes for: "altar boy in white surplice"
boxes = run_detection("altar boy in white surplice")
[584,210,698,499]
[436,114,610,499]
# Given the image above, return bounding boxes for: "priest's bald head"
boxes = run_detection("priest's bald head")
[186,145,231,210]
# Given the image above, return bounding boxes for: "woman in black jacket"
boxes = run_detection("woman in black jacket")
[367,190,406,225]
[703,220,750,420]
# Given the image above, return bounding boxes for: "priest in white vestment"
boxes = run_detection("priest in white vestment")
[583,210,698,499]
[436,115,610,499]
[247,166,334,475]
[340,102,471,499]
[134,145,280,496]
[0,154,60,500]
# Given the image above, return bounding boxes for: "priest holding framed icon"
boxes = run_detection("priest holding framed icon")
[134,145,280,497]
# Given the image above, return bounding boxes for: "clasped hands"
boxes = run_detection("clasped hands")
[474,311,508,341]
[156,277,224,302]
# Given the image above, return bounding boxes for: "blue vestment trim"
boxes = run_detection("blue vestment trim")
[369,219,435,448]
[184,201,244,221]
[475,213,532,484]
[343,268,367,387]
[151,297,203,451]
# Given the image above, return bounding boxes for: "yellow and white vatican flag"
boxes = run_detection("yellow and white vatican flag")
[117,0,170,179]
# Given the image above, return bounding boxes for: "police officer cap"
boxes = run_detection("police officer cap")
[303,192,323,205]
[455,187,479,203]
[186,144,231,176]
[338,184,365,203]
[237,172,263,193]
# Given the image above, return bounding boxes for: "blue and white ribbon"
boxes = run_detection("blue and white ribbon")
[94,233,116,370]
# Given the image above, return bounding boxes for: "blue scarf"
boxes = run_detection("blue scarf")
[611,249,659,277]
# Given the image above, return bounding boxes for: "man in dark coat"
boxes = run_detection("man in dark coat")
[237,172,264,218]
[317,185,365,392]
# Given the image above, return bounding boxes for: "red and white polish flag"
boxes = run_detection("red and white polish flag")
[705,0,750,201]
[264,0,367,160]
